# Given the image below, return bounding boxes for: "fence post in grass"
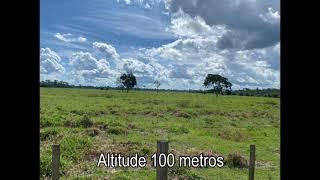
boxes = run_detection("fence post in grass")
[249,144,255,180]
[52,144,60,180]
[156,140,168,180]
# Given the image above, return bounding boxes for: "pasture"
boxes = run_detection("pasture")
[40,88,280,179]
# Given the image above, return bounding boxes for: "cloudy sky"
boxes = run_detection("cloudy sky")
[40,0,280,90]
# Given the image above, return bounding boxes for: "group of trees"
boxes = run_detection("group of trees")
[116,73,231,96]
[40,73,279,98]
[40,80,112,89]
[40,80,71,88]
[231,88,280,98]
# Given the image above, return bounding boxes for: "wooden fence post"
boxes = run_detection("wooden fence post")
[52,144,60,180]
[249,144,255,180]
[156,140,168,180]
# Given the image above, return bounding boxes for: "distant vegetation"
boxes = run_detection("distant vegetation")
[40,79,279,98]
[231,88,280,98]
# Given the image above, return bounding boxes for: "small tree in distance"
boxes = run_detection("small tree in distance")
[119,72,137,92]
[153,80,161,92]
[203,74,232,97]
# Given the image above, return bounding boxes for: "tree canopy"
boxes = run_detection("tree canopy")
[203,74,232,97]
[119,72,137,92]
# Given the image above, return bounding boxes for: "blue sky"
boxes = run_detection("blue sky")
[40,0,280,90]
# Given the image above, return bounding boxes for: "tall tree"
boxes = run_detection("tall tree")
[203,74,232,97]
[119,72,137,92]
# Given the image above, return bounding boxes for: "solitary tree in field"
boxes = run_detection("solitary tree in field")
[119,72,137,92]
[153,80,161,92]
[203,74,232,97]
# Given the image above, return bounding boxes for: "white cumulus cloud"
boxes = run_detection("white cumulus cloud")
[68,51,118,85]
[40,48,65,74]
[93,42,120,61]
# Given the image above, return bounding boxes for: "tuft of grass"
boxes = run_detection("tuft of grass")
[40,128,59,141]
[169,126,190,135]
[140,147,152,156]
[177,100,191,108]
[63,119,78,127]
[79,115,94,128]
[40,150,52,177]
[169,166,202,179]
[107,127,127,135]
[86,128,101,137]
[60,136,93,162]
[174,110,192,118]
[216,128,249,142]
[225,152,248,168]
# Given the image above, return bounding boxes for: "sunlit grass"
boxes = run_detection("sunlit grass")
[40,88,280,179]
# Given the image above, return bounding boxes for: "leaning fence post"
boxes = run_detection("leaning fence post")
[156,140,168,180]
[249,144,255,180]
[52,144,60,180]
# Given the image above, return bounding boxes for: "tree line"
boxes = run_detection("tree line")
[40,73,279,98]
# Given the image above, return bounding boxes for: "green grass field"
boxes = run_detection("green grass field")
[40,88,280,180]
